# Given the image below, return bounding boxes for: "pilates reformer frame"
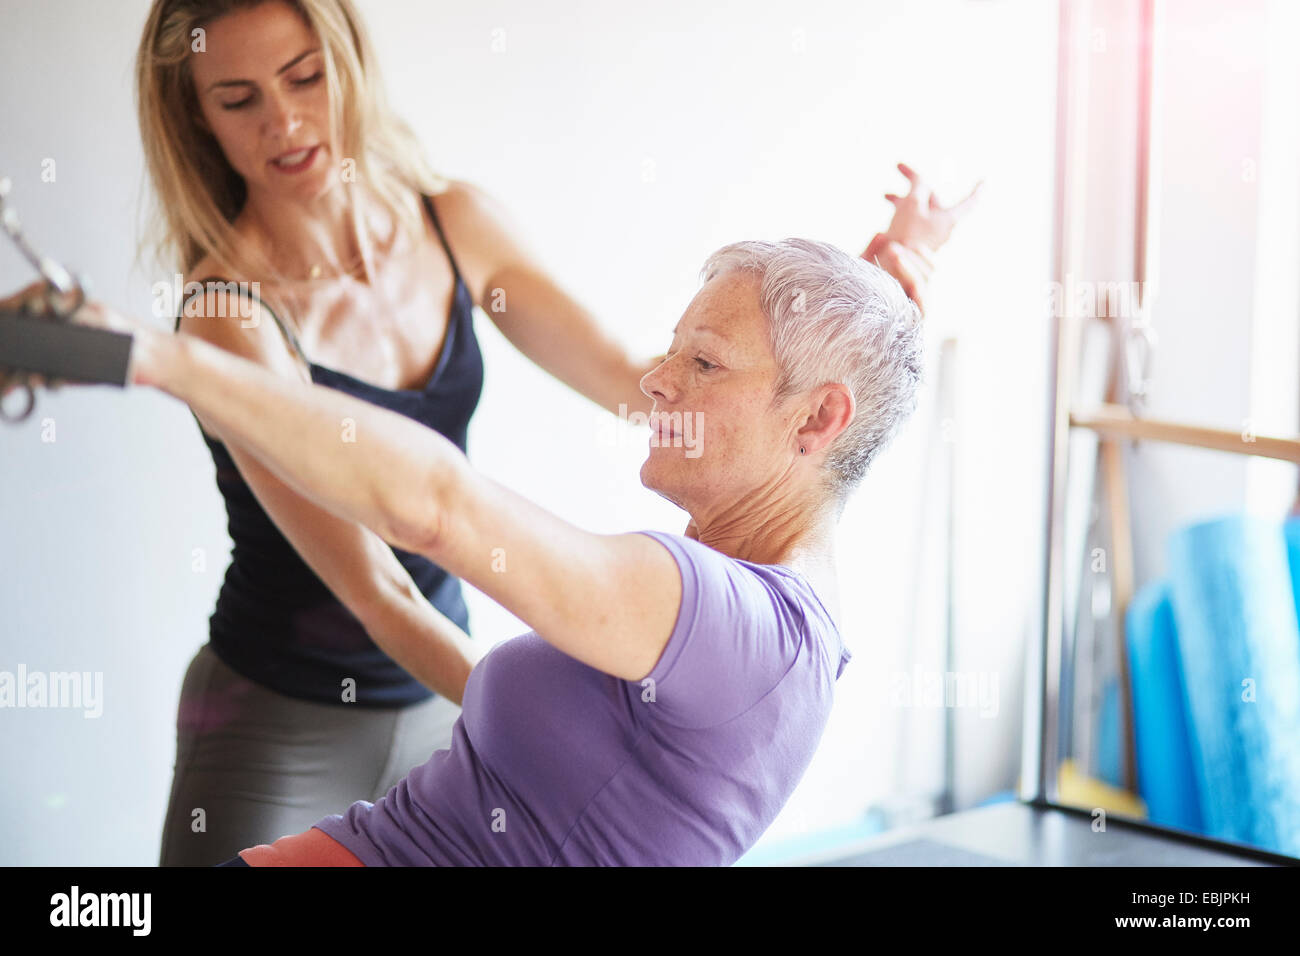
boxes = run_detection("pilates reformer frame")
[1021,0,1300,861]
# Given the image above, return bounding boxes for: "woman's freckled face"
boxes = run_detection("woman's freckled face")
[638,270,792,513]
[188,1,334,200]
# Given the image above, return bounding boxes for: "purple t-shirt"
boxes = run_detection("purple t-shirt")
[312,530,850,865]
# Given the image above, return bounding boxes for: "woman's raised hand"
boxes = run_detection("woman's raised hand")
[860,162,981,316]
[881,162,981,253]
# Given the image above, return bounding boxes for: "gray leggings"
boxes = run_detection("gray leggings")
[158,643,461,866]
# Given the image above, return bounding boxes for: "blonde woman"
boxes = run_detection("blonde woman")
[122,0,962,866]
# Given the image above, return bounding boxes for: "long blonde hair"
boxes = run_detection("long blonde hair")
[134,0,447,285]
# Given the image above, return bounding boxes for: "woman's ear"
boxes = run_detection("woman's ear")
[798,384,855,454]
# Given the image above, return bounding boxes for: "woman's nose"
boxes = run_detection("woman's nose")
[265,92,303,138]
[640,356,673,403]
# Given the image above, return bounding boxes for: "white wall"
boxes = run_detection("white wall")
[0,0,1057,864]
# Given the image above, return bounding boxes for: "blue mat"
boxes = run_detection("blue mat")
[1126,581,1203,832]
[1286,517,1300,628]
[1165,515,1300,856]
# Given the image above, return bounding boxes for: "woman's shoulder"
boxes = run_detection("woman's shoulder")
[636,531,829,618]
[182,229,279,294]
[422,179,522,290]
[178,243,296,329]
[642,530,844,653]
[174,259,310,401]
[632,530,845,727]
[426,177,482,210]
[422,178,503,245]
[175,264,276,340]
[179,244,258,304]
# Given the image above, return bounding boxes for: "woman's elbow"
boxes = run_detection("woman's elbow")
[377,487,444,558]
[375,461,456,559]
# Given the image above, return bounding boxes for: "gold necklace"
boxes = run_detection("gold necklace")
[306,253,367,280]
[299,195,404,281]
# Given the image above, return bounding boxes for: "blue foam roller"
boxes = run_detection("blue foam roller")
[1167,515,1300,856]
[1125,581,1203,833]
[1285,517,1300,628]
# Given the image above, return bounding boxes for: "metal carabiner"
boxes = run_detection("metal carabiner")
[0,175,90,424]
[0,176,79,299]
[1122,312,1157,417]
[0,376,35,423]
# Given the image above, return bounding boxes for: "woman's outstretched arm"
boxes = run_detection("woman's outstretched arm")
[119,321,682,683]
[435,168,973,411]
[136,328,457,558]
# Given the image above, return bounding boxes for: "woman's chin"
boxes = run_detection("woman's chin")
[639,456,669,493]
[639,462,690,513]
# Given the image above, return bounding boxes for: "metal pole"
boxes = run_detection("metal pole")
[1022,0,1087,804]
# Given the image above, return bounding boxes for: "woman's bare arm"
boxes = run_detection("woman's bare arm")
[862,162,982,314]
[433,173,968,398]
[122,321,681,683]
[435,182,661,419]
[175,288,484,703]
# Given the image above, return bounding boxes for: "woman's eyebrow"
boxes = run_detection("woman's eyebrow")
[205,48,321,91]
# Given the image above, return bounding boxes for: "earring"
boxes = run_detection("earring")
[799,446,806,455]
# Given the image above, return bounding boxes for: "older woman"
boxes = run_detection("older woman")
[12,234,922,865]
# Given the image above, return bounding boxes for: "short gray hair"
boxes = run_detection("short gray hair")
[700,238,923,505]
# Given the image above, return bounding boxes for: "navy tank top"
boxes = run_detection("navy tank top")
[175,193,484,707]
